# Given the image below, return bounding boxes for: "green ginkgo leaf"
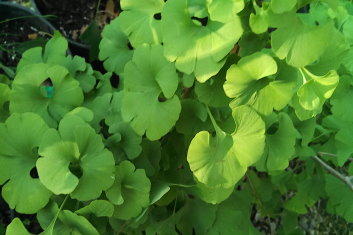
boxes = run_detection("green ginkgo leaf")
[18,32,96,93]
[271,19,334,67]
[57,210,100,235]
[6,218,32,235]
[99,18,134,75]
[17,32,67,71]
[162,0,243,82]
[187,128,241,188]
[335,124,353,166]
[10,64,84,127]
[0,113,51,214]
[193,179,235,204]
[231,105,266,167]
[121,44,181,140]
[249,2,269,34]
[194,55,233,108]
[257,113,299,172]
[295,68,339,119]
[270,0,297,14]
[37,115,115,200]
[37,201,100,235]
[175,99,209,135]
[325,175,353,222]
[105,160,151,220]
[224,52,297,115]
[187,105,265,188]
[87,92,142,160]
[76,200,114,217]
[118,0,165,46]
[107,122,143,161]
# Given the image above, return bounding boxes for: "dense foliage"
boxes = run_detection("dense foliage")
[1,0,353,234]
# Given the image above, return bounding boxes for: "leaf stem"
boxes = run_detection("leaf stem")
[95,0,102,20]
[313,155,353,191]
[317,152,353,162]
[299,67,308,84]
[43,195,69,234]
[206,106,223,134]
[167,183,195,188]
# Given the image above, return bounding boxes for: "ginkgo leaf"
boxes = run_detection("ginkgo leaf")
[0,113,51,214]
[18,32,96,93]
[270,0,297,14]
[187,105,265,188]
[325,175,353,222]
[271,19,334,67]
[118,0,165,46]
[105,161,151,220]
[37,115,115,200]
[295,68,339,119]
[58,210,100,235]
[224,52,277,100]
[121,44,181,140]
[107,122,143,160]
[132,139,161,177]
[224,52,297,115]
[231,105,266,167]
[99,18,133,75]
[193,179,235,204]
[10,64,84,127]
[335,125,353,166]
[176,198,217,234]
[249,2,269,34]
[87,92,142,160]
[6,218,32,235]
[162,0,243,82]
[257,113,299,172]
[76,200,114,217]
[194,55,233,108]
[175,99,209,135]
[187,128,243,188]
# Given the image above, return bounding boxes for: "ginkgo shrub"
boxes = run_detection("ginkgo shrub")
[1,0,353,234]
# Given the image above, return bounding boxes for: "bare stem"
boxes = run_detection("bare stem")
[313,155,353,191]
[317,152,353,162]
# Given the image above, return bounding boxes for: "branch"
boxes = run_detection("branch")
[318,151,353,162]
[313,155,353,192]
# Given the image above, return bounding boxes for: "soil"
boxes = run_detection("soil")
[0,17,49,67]
[34,0,121,43]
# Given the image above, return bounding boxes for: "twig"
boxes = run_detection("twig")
[317,152,353,162]
[313,155,353,191]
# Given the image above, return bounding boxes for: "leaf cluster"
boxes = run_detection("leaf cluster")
[1,0,353,234]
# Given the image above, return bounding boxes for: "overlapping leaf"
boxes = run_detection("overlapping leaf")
[271,19,334,67]
[105,160,151,220]
[224,52,297,115]
[119,0,165,46]
[257,113,299,172]
[187,105,265,189]
[121,44,181,140]
[37,115,115,200]
[99,18,134,75]
[10,64,84,127]
[18,33,96,93]
[293,68,339,120]
[162,0,244,82]
[87,92,142,160]
[0,113,51,214]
